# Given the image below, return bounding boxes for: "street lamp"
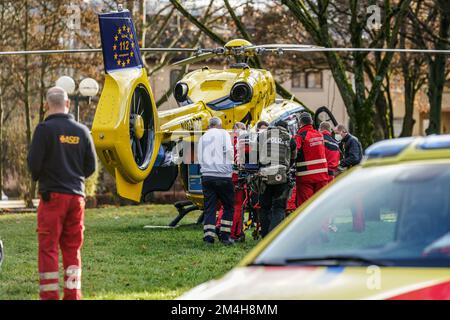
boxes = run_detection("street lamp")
[55,76,99,122]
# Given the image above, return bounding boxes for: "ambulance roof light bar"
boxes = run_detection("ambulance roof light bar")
[417,135,450,150]
[365,137,415,159]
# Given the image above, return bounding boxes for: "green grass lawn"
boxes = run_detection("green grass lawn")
[0,205,257,300]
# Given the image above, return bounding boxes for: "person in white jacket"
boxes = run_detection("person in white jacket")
[198,117,235,245]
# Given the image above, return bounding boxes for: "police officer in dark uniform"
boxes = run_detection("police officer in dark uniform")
[258,120,296,237]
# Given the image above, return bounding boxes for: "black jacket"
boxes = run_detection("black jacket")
[27,113,97,197]
[340,133,363,168]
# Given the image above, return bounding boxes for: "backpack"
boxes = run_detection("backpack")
[258,126,292,185]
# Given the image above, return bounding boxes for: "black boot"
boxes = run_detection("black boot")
[203,235,215,245]
[219,233,234,246]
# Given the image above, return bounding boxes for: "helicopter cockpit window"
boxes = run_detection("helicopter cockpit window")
[286,115,300,135]
[269,107,304,131]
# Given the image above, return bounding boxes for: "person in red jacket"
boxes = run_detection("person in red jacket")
[319,122,341,182]
[295,113,328,206]
[216,122,246,241]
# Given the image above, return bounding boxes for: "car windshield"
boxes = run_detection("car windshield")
[254,163,450,267]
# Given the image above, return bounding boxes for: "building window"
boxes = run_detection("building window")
[291,71,306,88]
[291,71,323,89]
[306,71,323,89]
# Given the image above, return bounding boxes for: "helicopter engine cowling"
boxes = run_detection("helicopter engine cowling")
[230,82,253,103]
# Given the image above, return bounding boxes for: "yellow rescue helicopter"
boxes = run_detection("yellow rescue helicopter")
[91,9,338,225]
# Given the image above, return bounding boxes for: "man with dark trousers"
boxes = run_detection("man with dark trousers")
[295,113,329,206]
[334,124,363,169]
[198,117,234,245]
[27,86,96,300]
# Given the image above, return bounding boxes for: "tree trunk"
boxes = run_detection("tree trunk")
[171,0,310,112]
[426,0,450,135]
[139,0,146,48]
[373,91,389,140]
[399,26,416,137]
[39,58,47,123]
[282,0,412,148]
[23,0,35,208]
[400,84,416,137]
[0,84,3,198]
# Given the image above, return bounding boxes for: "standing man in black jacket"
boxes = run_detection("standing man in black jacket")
[27,86,96,300]
[334,124,363,169]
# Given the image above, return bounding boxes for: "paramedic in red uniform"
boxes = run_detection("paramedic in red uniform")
[295,113,328,206]
[27,86,97,300]
[216,122,246,241]
[319,121,340,181]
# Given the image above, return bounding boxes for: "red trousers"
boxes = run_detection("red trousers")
[217,184,245,239]
[296,178,328,207]
[37,192,85,300]
[286,184,297,215]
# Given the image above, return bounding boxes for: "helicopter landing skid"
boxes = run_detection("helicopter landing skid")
[169,200,201,227]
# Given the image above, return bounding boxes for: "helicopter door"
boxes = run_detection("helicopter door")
[187,164,203,194]
[314,106,338,129]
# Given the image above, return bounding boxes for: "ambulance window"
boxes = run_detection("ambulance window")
[254,163,450,267]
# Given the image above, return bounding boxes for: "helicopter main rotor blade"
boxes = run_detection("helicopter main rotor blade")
[243,44,324,54]
[0,47,199,56]
[280,47,450,54]
[1,46,449,57]
[247,44,324,49]
[171,52,217,67]
[245,45,450,55]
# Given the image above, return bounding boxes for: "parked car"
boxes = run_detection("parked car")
[181,135,450,300]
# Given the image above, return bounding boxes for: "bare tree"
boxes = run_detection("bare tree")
[398,3,428,137]
[282,0,412,146]
[169,0,310,111]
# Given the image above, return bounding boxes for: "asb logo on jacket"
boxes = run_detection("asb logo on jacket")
[59,135,80,145]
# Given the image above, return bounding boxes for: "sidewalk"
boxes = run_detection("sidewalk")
[0,199,39,210]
